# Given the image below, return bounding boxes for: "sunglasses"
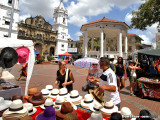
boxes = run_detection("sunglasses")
[92,64,98,66]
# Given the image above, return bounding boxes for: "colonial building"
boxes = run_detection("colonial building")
[81,17,143,59]
[18,16,57,56]
[0,0,19,38]
[52,0,69,55]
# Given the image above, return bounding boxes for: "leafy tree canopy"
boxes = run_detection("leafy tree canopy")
[131,0,160,30]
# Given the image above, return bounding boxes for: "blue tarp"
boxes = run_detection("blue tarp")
[34,51,39,55]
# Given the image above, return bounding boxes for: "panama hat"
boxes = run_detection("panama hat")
[56,102,77,120]
[28,92,45,106]
[50,89,59,99]
[90,101,103,112]
[41,89,50,98]
[53,96,64,111]
[0,47,18,68]
[81,94,94,109]
[121,107,135,120]
[89,87,105,105]
[40,98,54,110]
[37,106,56,120]
[100,100,118,117]
[3,99,27,115]
[58,88,69,100]
[0,97,12,111]
[45,85,53,91]
[23,103,37,115]
[16,46,30,65]
[67,90,82,105]
[1,70,15,80]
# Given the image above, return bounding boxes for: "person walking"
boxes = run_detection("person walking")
[55,61,74,92]
[115,57,127,92]
[17,63,28,81]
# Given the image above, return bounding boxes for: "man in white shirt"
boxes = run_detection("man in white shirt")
[90,57,121,110]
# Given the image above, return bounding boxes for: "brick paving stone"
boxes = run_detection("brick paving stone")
[8,64,160,119]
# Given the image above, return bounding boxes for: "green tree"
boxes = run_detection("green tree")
[131,0,160,30]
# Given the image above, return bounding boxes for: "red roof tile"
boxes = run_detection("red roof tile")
[83,17,124,26]
[128,33,137,36]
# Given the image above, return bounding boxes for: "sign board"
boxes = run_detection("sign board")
[68,48,77,53]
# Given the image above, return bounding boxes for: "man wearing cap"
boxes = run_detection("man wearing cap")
[90,57,121,110]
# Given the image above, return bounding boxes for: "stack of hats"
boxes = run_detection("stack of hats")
[56,102,77,120]
[36,106,56,120]
[24,88,38,100]
[0,97,12,119]
[100,99,118,118]
[28,92,45,106]
[2,99,32,120]
[58,88,69,100]
[50,89,59,99]
[67,90,82,105]
[81,94,94,110]
[40,98,54,110]
[45,85,53,91]
[53,96,65,111]
[121,107,134,120]
[41,89,50,98]
[23,103,37,115]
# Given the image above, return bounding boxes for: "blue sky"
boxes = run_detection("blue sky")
[19,0,158,47]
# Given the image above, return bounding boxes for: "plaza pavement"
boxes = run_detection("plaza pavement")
[10,63,160,119]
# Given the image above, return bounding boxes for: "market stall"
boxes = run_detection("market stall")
[136,49,160,99]
[0,37,35,96]
[58,52,72,63]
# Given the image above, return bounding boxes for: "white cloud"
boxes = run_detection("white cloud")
[19,14,31,22]
[63,0,68,3]
[68,15,87,27]
[125,13,132,24]
[139,35,151,45]
[74,32,82,40]
[19,0,60,18]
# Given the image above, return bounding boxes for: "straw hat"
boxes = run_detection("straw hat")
[89,87,105,105]
[100,99,118,116]
[23,103,37,115]
[16,47,30,65]
[67,90,82,105]
[53,96,64,111]
[81,94,94,109]
[90,101,103,112]
[40,98,54,110]
[58,88,69,101]
[56,102,77,120]
[28,92,45,106]
[24,88,38,100]
[50,89,59,99]
[41,89,50,98]
[1,71,15,81]
[37,106,56,120]
[0,97,12,111]
[0,47,18,68]
[3,99,27,115]
[121,107,134,120]
[45,85,53,91]
[12,94,23,101]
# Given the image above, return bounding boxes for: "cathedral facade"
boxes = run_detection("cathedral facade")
[18,16,57,56]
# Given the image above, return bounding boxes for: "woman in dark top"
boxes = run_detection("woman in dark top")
[115,57,127,92]
[55,61,74,92]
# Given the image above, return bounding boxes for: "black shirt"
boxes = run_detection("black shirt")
[57,69,73,92]
[116,64,124,76]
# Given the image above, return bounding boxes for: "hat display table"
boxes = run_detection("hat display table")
[0,81,23,99]
[137,77,160,99]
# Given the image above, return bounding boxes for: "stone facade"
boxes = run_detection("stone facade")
[18,16,57,56]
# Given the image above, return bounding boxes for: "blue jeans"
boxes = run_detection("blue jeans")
[115,103,121,111]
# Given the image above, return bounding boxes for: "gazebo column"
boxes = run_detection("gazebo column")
[125,32,128,59]
[91,37,94,51]
[84,31,88,57]
[100,29,104,57]
[104,37,106,55]
[83,33,85,57]
[119,29,123,57]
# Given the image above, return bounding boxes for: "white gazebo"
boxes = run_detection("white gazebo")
[81,17,130,59]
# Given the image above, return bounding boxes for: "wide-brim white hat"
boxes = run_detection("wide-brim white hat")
[81,99,95,110]
[3,106,28,115]
[53,102,62,111]
[49,94,58,99]
[28,107,37,115]
[40,104,54,110]
[100,105,118,114]
[90,101,103,112]
[0,100,12,111]
[67,95,82,104]
[57,93,70,101]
